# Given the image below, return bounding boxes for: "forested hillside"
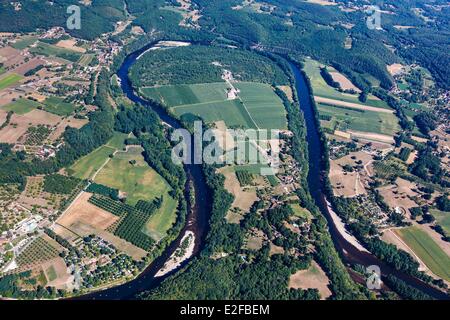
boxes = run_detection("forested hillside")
[0,0,125,40]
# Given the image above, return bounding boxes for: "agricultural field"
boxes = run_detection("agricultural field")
[56,192,148,260]
[140,82,229,107]
[317,103,400,136]
[23,124,52,145]
[290,203,313,222]
[395,226,450,282]
[11,36,38,50]
[0,73,23,91]
[1,98,41,115]
[219,166,259,214]
[29,41,82,63]
[43,97,77,116]
[431,209,450,235]
[173,99,256,129]
[78,54,94,67]
[67,145,116,180]
[91,145,178,242]
[16,237,60,269]
[94,146,172,206]
[67,132,128,180]
[289,261,332,300]
[88,195,156,250]
[234,82,287,130]
[142,81,287,130]
[144,196,178,241]
[302,58,390,109]
[0,109,61,144]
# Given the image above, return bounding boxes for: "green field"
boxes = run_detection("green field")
[303,58,390,109]
[144,82,287,130]
[78,54,94,67]
[106,132,129,149]
[68,145,115,180]
[45,265,58,282]
[234,82,287,130]
[1,98,41,114]
[11,36,38,50]
[92,145,178,241]
[43,97,76,116]
[141,82,229,107]
[173,99,257,129]
[94,147,169,206]
[317,103,400,136]
[144,195,178,241]
[431,209,450,235]
[0,73,23,91]
[234,163,279,186]
[396,226,450,281]
[290,203,312,221]
[29,41,82,63]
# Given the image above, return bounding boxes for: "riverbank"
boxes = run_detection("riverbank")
[155,231,195,277]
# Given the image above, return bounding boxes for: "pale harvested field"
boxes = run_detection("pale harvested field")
[277,85,294,102]
[0,90,21,106]
[314,96,394,114]
[329,72,361,92]
[0,109,61,143]
[269,242,284,256]
[289,261,332,300]
[329,161,366,197]
[305,0,337,5]
[219,166,258,212]
[394,25,416,30]
[334,130,351,139]
[387,63,405,76]
[0,109,7,124]
[405,150,419,164]
[48,117,88,142]
[377,180,419,215]
[329,151,373,197]
[411,135,428,143]
[55,39,86,53]
[58,192,119,231]
[243,229,266,251]
[41,257,72,290]
[0,47,23,67]
[347,130,395,144]
[12,58,45,75]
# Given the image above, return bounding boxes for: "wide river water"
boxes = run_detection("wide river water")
[79,43,448,300]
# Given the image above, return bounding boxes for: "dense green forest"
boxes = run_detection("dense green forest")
[0,0,126,40]
[130,45,289,87]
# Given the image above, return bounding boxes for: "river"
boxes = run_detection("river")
[79,42,448,300]
[289,62,449,300]
[77,41,212,300]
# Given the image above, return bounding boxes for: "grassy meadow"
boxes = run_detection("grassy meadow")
[396,226,450,281]
[0,73,23,91]
[1,98,41,114]
[142,81,287,130]
[317,103,400,136]
[302,58,390,109]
